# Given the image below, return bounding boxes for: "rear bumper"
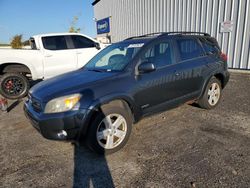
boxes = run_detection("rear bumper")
[24,101,91,141]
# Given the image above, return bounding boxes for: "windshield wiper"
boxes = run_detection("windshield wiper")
[87,68,106,72]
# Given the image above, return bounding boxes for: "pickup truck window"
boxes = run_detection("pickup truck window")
[30,38,37,50]
[71,35,95,49]
[42,36,68,50]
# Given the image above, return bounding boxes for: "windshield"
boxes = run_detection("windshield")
[85,42,144,72]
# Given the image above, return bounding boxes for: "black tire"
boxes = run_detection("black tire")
[198,77,222,109]
[86,101,133,155]
[0,73,30,99]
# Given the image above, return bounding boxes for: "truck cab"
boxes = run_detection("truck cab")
[0,33,106,99]
[31,33,104,79]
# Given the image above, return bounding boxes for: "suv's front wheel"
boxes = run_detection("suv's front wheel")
[198,77,222,109]
[86,101,132,154]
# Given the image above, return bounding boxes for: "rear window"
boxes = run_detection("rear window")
[176,39,203,61]
[200,38,220,55]
[30,38,37,50]
[42,36,67,50]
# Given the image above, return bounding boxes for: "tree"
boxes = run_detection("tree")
[69,16,81,33]
[10,34,23,49]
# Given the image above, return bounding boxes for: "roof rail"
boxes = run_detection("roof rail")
[164,31,210,36]
[125,32,167,40]
[124,31,210,40]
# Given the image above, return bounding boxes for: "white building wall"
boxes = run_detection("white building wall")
[93,0,250,69]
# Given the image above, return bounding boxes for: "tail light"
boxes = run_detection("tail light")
[220,52,228,61]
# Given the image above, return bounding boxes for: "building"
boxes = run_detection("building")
[92,0,250,70]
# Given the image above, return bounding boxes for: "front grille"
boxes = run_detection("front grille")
[32,100,42,112]
[30,95,42,112]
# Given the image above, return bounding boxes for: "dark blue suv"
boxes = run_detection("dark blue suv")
[24,32,230,154]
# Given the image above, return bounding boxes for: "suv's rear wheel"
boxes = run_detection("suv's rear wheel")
[86,102,132,154]
[198,77,222,109]
[0,73,30,99]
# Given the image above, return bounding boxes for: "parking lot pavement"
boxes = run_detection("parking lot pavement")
[0,72,250,188]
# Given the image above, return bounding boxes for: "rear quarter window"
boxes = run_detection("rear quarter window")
[200,38,220,55]
[176,38,203,61]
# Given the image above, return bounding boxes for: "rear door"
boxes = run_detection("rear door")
[70,35,100,68]
[172,37,208,98]
[42,36,77,79]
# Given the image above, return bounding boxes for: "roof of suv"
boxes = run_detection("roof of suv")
[122,31,211,44]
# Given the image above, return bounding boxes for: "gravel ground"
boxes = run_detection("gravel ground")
[0,72,250,188]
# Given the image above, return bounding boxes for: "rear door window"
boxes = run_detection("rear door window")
[42,36,68,50]
[176,38,203,61]
[71,35,95,49]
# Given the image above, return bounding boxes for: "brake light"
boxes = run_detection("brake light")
[220,52,228,61]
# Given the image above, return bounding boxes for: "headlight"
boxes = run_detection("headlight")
[44,94,81,114]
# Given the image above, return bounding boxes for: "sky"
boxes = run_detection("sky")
[0,0,96,43]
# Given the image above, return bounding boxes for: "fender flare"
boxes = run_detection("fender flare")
[198,71,226,99]
[77,93,141,140]
[88,93,140,121]
[0,62,39,80]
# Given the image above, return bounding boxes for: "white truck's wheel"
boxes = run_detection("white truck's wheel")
[0,73,30,99]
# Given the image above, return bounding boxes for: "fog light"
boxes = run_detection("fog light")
[57,130,67,139]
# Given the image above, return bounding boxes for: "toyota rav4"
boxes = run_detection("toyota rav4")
[24,32,230,154]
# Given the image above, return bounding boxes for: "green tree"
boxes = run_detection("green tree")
[69,16,81,33]
[10,34,23,49]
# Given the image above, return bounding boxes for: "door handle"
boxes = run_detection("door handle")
[45,54,53,57]
[174,71,180,76]
[76,51,82,54]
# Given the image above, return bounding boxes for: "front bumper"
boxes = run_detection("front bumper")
[24,101,91,141]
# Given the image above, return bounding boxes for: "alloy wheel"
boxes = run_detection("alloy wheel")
[207,82,221,106]
[2,76,25,96]
[96,113,127,149]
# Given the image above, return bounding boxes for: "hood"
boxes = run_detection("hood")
[30,69,117,102]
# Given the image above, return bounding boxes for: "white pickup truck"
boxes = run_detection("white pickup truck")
[0,33,105,99]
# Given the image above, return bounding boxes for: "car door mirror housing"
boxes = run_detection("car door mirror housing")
[95,42,101,50]
[138,61,156,74]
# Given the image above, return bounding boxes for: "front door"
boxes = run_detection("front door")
[70,35,100,68]
[42,35,77,79]
[133,40,181,114]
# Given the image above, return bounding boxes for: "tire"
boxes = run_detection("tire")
[0,73,30,99]
[198,77,222,109]
[86,101,133,155]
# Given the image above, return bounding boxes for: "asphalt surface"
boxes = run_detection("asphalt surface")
[0,72,250,188]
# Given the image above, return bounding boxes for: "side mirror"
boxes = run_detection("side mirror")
[95,42,101,50]
[138,61,156,74]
